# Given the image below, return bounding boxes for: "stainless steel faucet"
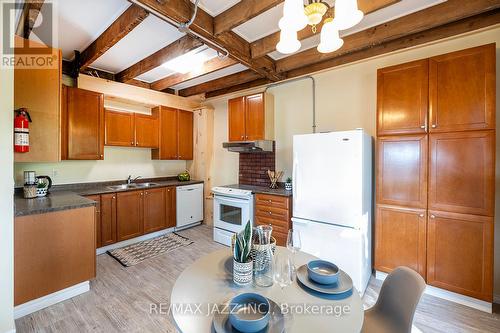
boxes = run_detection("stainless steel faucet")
[127,175,142,184]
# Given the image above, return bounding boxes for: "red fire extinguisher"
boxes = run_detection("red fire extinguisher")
[14,108,32,153]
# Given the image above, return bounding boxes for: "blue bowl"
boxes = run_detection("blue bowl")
[307,260,340,285]
[228,293,270,332]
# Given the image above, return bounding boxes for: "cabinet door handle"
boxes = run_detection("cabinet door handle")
[140,192,143,196]
[112,196,116,199]
[268,211,272,215]
[430,214,435,219]
[241,135,244,140]
[100,154,103,158]
[419,213,424,217]
[431,124,437,128]
[246,135,249,139]
[145,191,148,195]
[268,199,272,203]
[136,142,139,145]
[131,141,134,145]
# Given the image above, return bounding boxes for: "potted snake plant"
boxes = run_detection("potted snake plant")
[233,221,253,286]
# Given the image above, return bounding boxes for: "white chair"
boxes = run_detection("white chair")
[362,267,426,333]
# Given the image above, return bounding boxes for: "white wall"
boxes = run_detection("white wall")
[14,148,187,185]
[0,3,15,331]
[206,26,500,298]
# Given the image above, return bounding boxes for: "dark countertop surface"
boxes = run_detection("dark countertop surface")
[15,191,96,217]
[15,178,204,217]
[224,184,292,197]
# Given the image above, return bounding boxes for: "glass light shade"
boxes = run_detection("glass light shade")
[276,28,301,54]
[333,0,364,30]
[280,0,308,31]
[317,18,344,53]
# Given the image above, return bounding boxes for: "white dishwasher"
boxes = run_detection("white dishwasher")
[176,183,204,230]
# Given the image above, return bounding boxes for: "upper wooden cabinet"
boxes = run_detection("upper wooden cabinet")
[152,106,193,160]
[376,135,427,208]
[429,131,494,217]
[429,44,495,132]
[228,93,274,142]
[62,86,104,160]
[14,36,62,162]
[426,210,493,301]
[377,60,429,136]
[105,109,159,148]
[375,205,427,277]
[135,112,159,148]
[105,110,135,147]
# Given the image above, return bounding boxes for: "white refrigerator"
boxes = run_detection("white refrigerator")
[292,129,372,295]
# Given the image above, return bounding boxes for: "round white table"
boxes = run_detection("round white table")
[171,247,364,332]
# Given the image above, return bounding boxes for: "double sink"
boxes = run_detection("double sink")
[107,182,159,191]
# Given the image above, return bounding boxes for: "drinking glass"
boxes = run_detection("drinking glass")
[286,230,301,275]
[273,252,294,293]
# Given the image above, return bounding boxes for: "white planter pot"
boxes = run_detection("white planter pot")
[233,259,253,286]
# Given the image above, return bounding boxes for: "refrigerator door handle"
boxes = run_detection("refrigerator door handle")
[292,218,309,226]
[292,157,298,201]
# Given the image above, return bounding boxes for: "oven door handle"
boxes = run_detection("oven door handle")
[215,196,250,205]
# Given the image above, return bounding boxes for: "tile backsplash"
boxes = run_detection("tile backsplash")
[239,143,275,186]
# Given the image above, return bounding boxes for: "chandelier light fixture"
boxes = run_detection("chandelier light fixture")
[277,0,364,55]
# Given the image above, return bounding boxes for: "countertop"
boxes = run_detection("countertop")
[15,191,96,217]
[224,184,292,197]
[15,178,204,217]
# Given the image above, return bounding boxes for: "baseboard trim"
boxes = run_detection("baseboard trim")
[375,271,492,313]
[14,281,90,319]
[96,227,175,255]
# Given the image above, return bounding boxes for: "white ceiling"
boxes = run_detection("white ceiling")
[91,15,185,74]
[56,0,130,60]
[48,0,446,91]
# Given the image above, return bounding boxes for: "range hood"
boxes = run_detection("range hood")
[222,140,274,153]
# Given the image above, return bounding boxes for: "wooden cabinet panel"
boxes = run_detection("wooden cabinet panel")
[377,59,429,136]
[144,188,167,234]
[245,94,265,141]
[15,207,95,305]
[255,216,289,234]
[86,195,102,248]
[105,110,135,147]
[375,205,427,277]
[429,44,495,132]
[429,131,494,216]
[117,191,143,241]
[100,193,117,247]
[14,36,62,162]
[65,87,104,160]
[135,113,159,148]
[255,205,289,222]
[178,110,194,160]
[165,186,177,228]
[427,210,493,301]
[376,135,427,208]
[153,106,178,160]
[228,97,246,141]
[255,193,290,210]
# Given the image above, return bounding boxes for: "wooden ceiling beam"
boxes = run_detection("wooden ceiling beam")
[151,56,238,91]
[214,0,283,35]
[276,0,500,72]
[115,35,203,83]
[178,70,262,97]
[250,0,400,58]
[16,0,45,39]
[79,5,149,70]
[134,0,282,81]
[196,8,500,99]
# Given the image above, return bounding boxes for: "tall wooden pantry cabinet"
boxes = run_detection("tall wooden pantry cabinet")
[375,44,495,302]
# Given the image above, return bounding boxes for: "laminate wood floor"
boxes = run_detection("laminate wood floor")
[15,224,500,332]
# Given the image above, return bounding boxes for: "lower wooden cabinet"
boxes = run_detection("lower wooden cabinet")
[100,193,117,246]
[117,191,144,241]
[374,205,427,277]
[427,210,493,301]
[166,186,177,228]
[254,193,292,246]
[144,188,167,233]
[88,186,178,248]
